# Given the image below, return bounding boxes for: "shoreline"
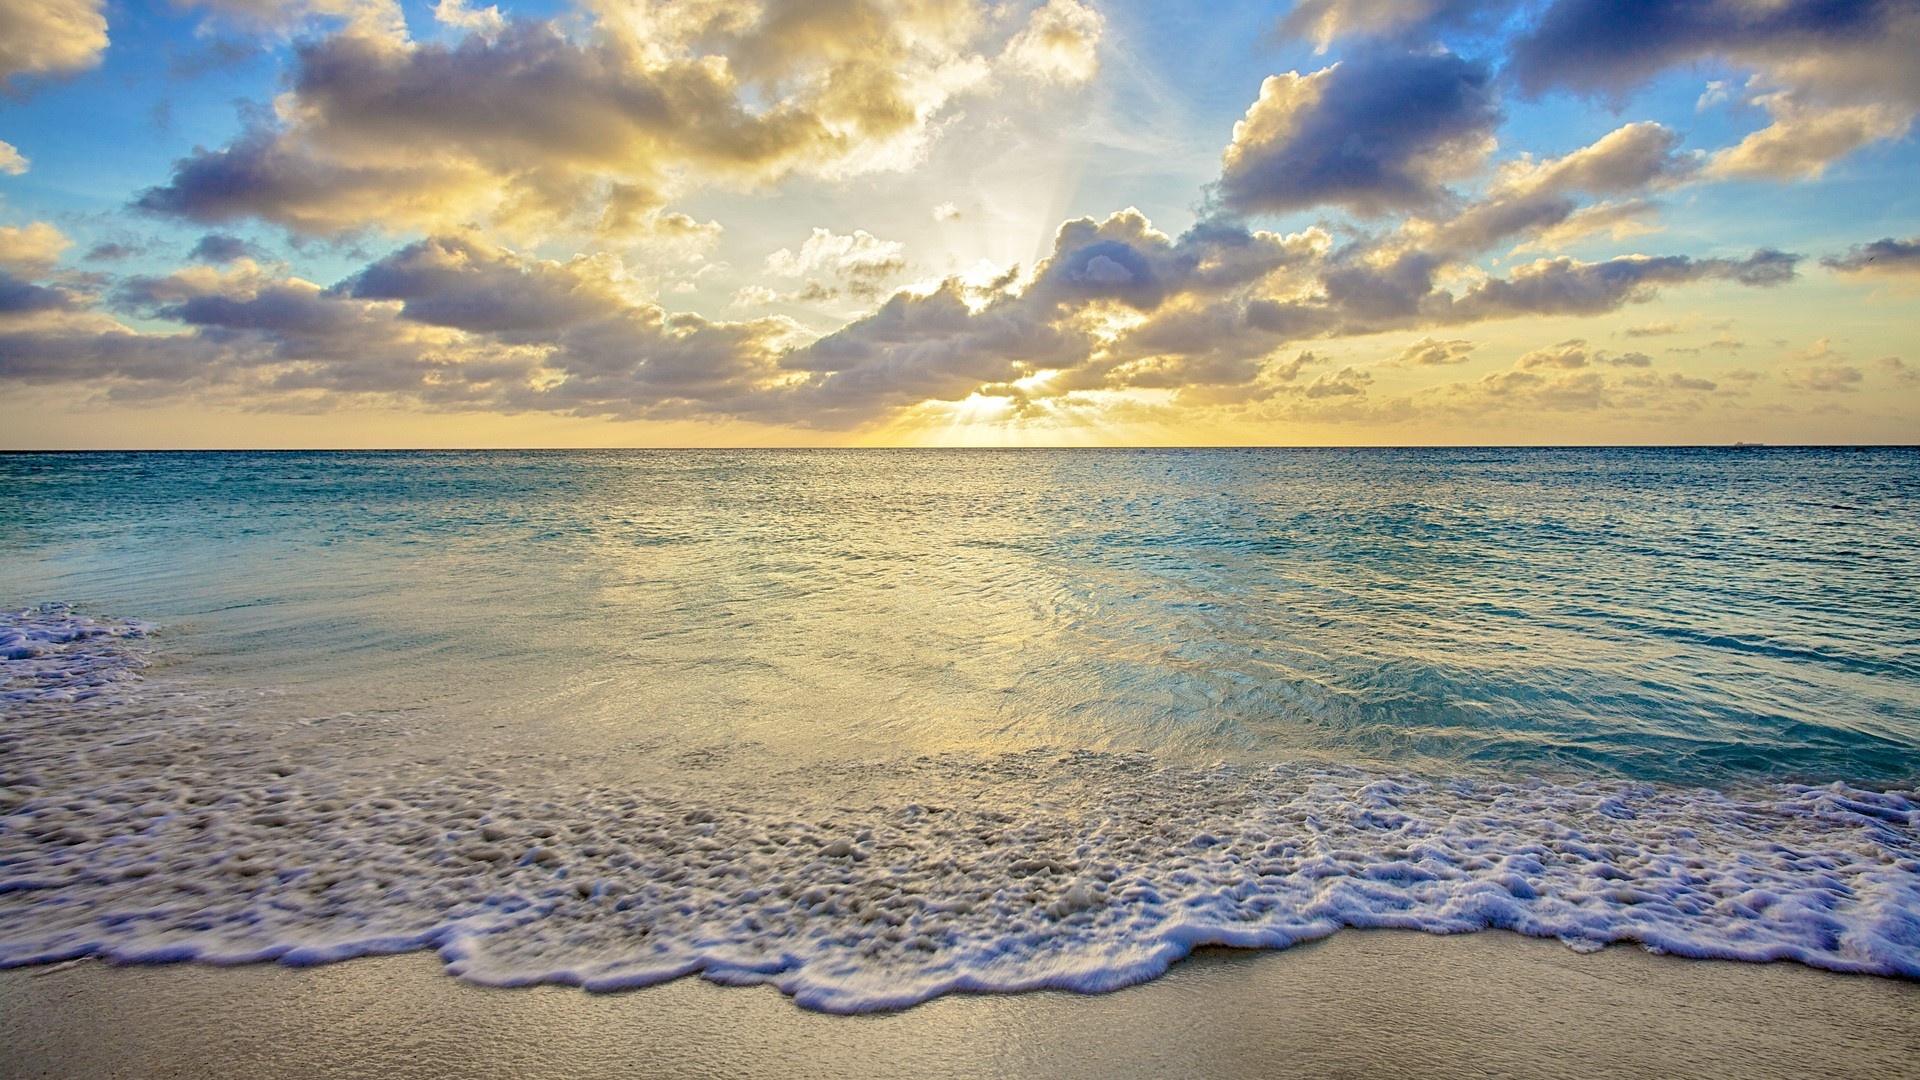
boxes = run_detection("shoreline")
[4,929,1917,1079]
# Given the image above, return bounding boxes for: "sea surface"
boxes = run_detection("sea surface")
[2,448,1917,1009]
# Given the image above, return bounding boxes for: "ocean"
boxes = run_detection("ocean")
[2,447,1917,1010]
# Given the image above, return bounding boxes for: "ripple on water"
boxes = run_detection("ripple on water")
[1,605,1916,1014]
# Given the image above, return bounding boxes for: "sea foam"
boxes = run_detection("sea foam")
[0,604,151,704]
[2,608,1916,1012]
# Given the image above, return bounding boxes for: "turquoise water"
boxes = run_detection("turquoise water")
[3,448,1918,1007]
[6,448,1917,783]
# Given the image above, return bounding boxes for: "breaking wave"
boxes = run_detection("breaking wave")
[3,606,1914,1013]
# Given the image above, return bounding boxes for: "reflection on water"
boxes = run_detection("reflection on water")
[2,447,1917,785]
[5,448,1920,1009]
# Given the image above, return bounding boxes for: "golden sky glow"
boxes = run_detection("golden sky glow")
[1,0,1916,446]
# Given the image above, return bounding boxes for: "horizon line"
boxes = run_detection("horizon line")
[4,443,1916,453]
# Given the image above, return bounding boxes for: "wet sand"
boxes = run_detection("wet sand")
[4,930,1917,1079]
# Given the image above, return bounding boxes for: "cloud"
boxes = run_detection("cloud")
[763,228,907,296]
[174,0,408,42]
[340,233,630,332]
[1823,235,1920,277]
[1514,338,1653,370]
[730,284,783,308]
[1470,366,1610,410]
[433,0,504,36]
[167,36,271,78]
[1390,337,1475,365]
[134,2,1079,239]
[5,237,802,416]
[1002,0,1103,83]
[1275,0,1492,52]
[1216,50,1500,217]
[0,196,1822,431]
[1515,339,1591,369]
[1406,345,1725,420]
[1509,0,1920,178]
[1705,94,1909,180]
[189,234,259,263]
[0,223,71,273]
[1625,320,1681,337]
[1439,249,1796,322]
[0,0,109,85]
[1302,365,1372,398]
[1275,0,1920,182]
[1785,364,1864,392]
[1875,356,1917,383]
[766,207,1797,424]
[0,141,29,175]
[84,242,142,262]
[1506,0,1904,96]
[932,201,963,222]
[0,271,82,315]
[1412,121,1697,256]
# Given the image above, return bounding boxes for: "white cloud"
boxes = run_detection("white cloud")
[763,228,907,297]
[0,0,108,83]
[432,0,503,35]
[1002,0,1103,84]
[0,222,70,273]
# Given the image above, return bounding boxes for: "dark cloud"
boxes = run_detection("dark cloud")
[190,234,258,263]
[163,283,367,336]
[1217,50,1500,217]
[133,121,479,233]
[83,243,142,262]
[0,327,244,386]
[779,281,1076,421]
[1508,0,1895,98]
[1272,0,1920,181]
[61,234,799,416]
[0,194,1813,431]
[0,271,76,314]
[1822,235,1920,275]
[1727,248,1800,285]
[771,211,1335,420]
[1443,249,1796,321]
[342,235,626,332]
[766,208,1800,423]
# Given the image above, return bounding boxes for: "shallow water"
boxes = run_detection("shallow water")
[3,448,1917,1008]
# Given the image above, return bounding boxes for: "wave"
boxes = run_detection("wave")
[2,605,1916,1012]
[0,604,152,705]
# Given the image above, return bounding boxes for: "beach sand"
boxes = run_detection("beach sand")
[3,929,1916,1079]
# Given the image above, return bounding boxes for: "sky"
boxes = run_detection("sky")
[0,0,1916,447]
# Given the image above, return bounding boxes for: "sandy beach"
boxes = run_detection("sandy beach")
[4,930,1916,1079]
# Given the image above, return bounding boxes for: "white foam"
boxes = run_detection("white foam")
[0,604,151,705]
[2,607,1916,1012]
